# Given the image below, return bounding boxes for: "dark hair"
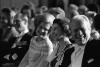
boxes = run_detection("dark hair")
[94,14,100,30]
[53,19,65,31]
[21,4,35,18]
[53,19,71,37]
[87,4,99,13]
[48,19,65,36]
[1,8,11,16]
[1,8,11,26]
[21,5,30,13]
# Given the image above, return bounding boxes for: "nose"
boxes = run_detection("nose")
[41,29,45,32]
[79,30,83,35]
[77,30,84,37]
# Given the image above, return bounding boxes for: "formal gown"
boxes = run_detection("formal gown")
[18,36,53,67]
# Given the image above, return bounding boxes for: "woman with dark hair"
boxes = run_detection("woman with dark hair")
[49,18,71,67]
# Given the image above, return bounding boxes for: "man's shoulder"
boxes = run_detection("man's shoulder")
[87,40,100,48]
[84,40,100,56]
[82,40,100,67]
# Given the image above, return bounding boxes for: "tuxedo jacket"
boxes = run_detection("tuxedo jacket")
[82,40,100,67]
[60,39,100,67]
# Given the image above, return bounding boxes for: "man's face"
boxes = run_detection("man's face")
[70,19,91,45]
[14,18,28,33]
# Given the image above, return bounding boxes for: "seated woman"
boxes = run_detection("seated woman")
[18,13,55,67]
[48,19,71,67]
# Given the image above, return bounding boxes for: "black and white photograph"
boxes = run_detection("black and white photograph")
[0,0,100,67]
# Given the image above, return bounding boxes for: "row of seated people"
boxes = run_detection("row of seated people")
[0,2,100,67]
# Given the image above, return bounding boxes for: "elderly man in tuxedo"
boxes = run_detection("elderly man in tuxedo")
[60,15,100,67]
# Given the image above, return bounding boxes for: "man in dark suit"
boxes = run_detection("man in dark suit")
[82,39,100,67]
[60,15,100,67]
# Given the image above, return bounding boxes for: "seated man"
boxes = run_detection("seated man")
[1,13,30,67]
[60,15,100,67]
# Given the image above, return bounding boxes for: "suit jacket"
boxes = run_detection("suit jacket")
[82,40,100,67]
[60,39,100,67]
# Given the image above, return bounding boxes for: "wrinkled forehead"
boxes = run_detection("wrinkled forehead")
[70,15,91,31]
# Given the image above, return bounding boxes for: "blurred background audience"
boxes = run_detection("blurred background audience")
[0,0,100,67]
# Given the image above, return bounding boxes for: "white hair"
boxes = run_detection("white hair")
[71,15,92,31]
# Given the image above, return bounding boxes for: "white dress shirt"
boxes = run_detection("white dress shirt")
[70,44,85,67]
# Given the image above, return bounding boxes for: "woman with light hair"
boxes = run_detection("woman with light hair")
[18,13,55,67]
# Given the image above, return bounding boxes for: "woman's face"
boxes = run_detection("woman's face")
[36,22,52,36]
[49,23,63,41]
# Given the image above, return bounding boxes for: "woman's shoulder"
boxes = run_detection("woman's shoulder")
[85,39,100,54]
[29,36,50,54]
[30,36,49,47]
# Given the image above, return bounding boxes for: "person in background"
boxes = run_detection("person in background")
[40,6,48,14]
[67,4,79,20]
[1,12,30,66]
[0,8,11,41]
[11,13,29,38]
[20,3,36,35]
[10,7,19,25]
[78,5,88,15]
[48,7,65,19]
[94,13,100,31]
[0,8,13,66]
